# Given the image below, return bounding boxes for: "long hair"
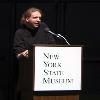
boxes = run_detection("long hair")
[20,7,43,25]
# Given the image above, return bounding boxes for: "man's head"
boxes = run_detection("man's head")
[20,7,43,28]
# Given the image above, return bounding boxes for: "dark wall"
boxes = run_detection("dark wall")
[0,2,13,100]
[0,0,100,100]
[66,2,100,58]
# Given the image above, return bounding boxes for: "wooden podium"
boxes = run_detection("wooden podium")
[33,95,79,100]
[32,45,82,100]
[18,45,82,100]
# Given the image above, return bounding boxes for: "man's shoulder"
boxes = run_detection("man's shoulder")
[14,28,30,38]
[15,28,25,33]
[15,27,29,35]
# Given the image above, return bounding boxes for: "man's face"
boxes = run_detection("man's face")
[26,11,42,28]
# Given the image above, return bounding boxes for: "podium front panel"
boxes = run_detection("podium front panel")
[32,45,82,93]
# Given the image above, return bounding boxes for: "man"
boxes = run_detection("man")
[13,7,55,59]
[13,7,56,100]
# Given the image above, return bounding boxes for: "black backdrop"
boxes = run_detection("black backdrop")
[0,0,100,100]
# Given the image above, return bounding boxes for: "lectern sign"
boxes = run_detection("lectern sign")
[33,45,82,91]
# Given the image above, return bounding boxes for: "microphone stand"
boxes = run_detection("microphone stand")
[44,28,70,45]
[58,34,70,45]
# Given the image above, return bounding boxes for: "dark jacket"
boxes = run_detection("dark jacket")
[13,22,55,55]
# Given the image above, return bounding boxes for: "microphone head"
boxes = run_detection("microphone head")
[44,28,50,32]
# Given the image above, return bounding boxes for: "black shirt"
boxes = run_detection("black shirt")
[13,22,55,54]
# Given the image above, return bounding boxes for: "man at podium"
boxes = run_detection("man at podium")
[13,7,56,59]
[13,7,56,100]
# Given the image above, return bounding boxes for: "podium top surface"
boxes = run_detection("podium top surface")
[32,44,83,47]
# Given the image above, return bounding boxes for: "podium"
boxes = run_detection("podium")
[32,44,82,100]
[18,45,82,100]
[33,95,79,100]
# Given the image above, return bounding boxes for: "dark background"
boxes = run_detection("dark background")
[0,0,100,100]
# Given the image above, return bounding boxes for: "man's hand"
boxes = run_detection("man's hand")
[17,50,29,58]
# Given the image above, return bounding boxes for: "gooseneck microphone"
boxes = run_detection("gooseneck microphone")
[44,28,60,38]
[44,28,70,45]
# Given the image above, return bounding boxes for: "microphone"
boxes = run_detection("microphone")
[44,28,70,45]
[44,28,60,38]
